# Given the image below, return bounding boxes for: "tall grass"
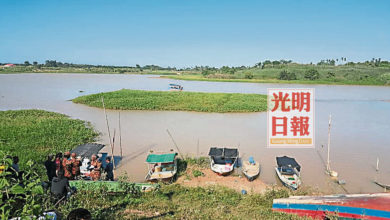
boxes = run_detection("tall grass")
[0,110,98,176]
[123,184,308,219]
[73,89,267,113]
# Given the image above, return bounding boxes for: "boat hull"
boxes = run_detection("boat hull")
[242,161,260,181]
[275,167,300,190]
[243,172,259,181]
[273,193,390,220]
[210,164,234,175]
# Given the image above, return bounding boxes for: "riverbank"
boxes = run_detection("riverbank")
[72,89,267,113]
[162,74,390,86]
[0,109,309,219]
[2,61,390,86]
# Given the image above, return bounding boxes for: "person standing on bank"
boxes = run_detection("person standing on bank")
[44,154,56,181]
[62,152,73,180]
[104,157,114,181]
[71,153,81,179]
[90,154,101,181]
[50,169,71,201]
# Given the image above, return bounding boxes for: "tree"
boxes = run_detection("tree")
[24,61,30,66]
[33,61,38,66]
[278,70,296,80]
[254,62,262,68]
[263,60,271,65]
[304,69,320,80]
[220,66,235,74]
[202,69,213,76]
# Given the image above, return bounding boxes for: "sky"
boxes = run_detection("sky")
[0,0,389,67]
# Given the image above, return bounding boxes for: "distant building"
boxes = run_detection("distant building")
[3,64,15,67]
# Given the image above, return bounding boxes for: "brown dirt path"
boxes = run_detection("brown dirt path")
[176,165,269,194]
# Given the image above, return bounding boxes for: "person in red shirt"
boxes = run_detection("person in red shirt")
[90,154,101,181]
[71,153,81,179]
[62,152,73,180]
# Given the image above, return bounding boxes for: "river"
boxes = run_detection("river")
[1,73,390,193]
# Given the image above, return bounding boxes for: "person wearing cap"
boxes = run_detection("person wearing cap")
[62,152,73,180]
[90,154,101,181]
[71,153,81,179]
[44,154,56,181]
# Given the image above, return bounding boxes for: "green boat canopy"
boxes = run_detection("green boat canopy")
[146,153,177,163]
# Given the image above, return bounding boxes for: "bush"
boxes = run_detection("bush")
[244,72,254,79]
[0,151,50,219]
[192,169,204,178]
[278,70,297,80]
[326,72,335,78]
[202,70,212,76]
[304,69,320,80]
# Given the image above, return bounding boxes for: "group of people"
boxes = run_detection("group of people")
[44,152,81,181]
[45,151,114,201]
[44,151,114,181]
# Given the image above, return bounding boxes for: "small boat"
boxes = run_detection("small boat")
[169,83,183,91]
[145,151,177,182]
[242,156,260,181]
[275,156,301,190]
[273,193,390,219]
[208,147,239,175]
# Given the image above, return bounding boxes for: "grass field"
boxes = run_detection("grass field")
[73,89,268,113]
[164,63,390,86]
[0,109,98,176]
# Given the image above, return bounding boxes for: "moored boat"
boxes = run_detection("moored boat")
[242,156,260,181]
[208,147,238,175]
[145,151,177,182]
[169,83,183,91]
[272,193,390,219]
[275,156,301,190]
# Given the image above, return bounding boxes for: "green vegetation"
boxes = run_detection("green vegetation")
[0,60,179,75]
[73,89,267,113]
[2,58,390,85]
[192,169,204,177]
[1,151,50,218]
[0,111,307,219]
[0,109,98,176]
[163,59,390,86]
[122,184,308,219]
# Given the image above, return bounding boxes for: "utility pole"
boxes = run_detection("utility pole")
[327,114,332,173]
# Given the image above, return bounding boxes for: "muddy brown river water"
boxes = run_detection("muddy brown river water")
[1,73,390,193]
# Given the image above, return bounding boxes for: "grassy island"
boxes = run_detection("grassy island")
[73,89,267,113]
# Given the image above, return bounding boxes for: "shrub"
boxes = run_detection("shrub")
[244,72,254,79]
[304,69,320,80]
[278,70,297,80]
[326,72,335,78]
[202,70,212,76]
[192,169,204,177]
[0,150,50,219]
